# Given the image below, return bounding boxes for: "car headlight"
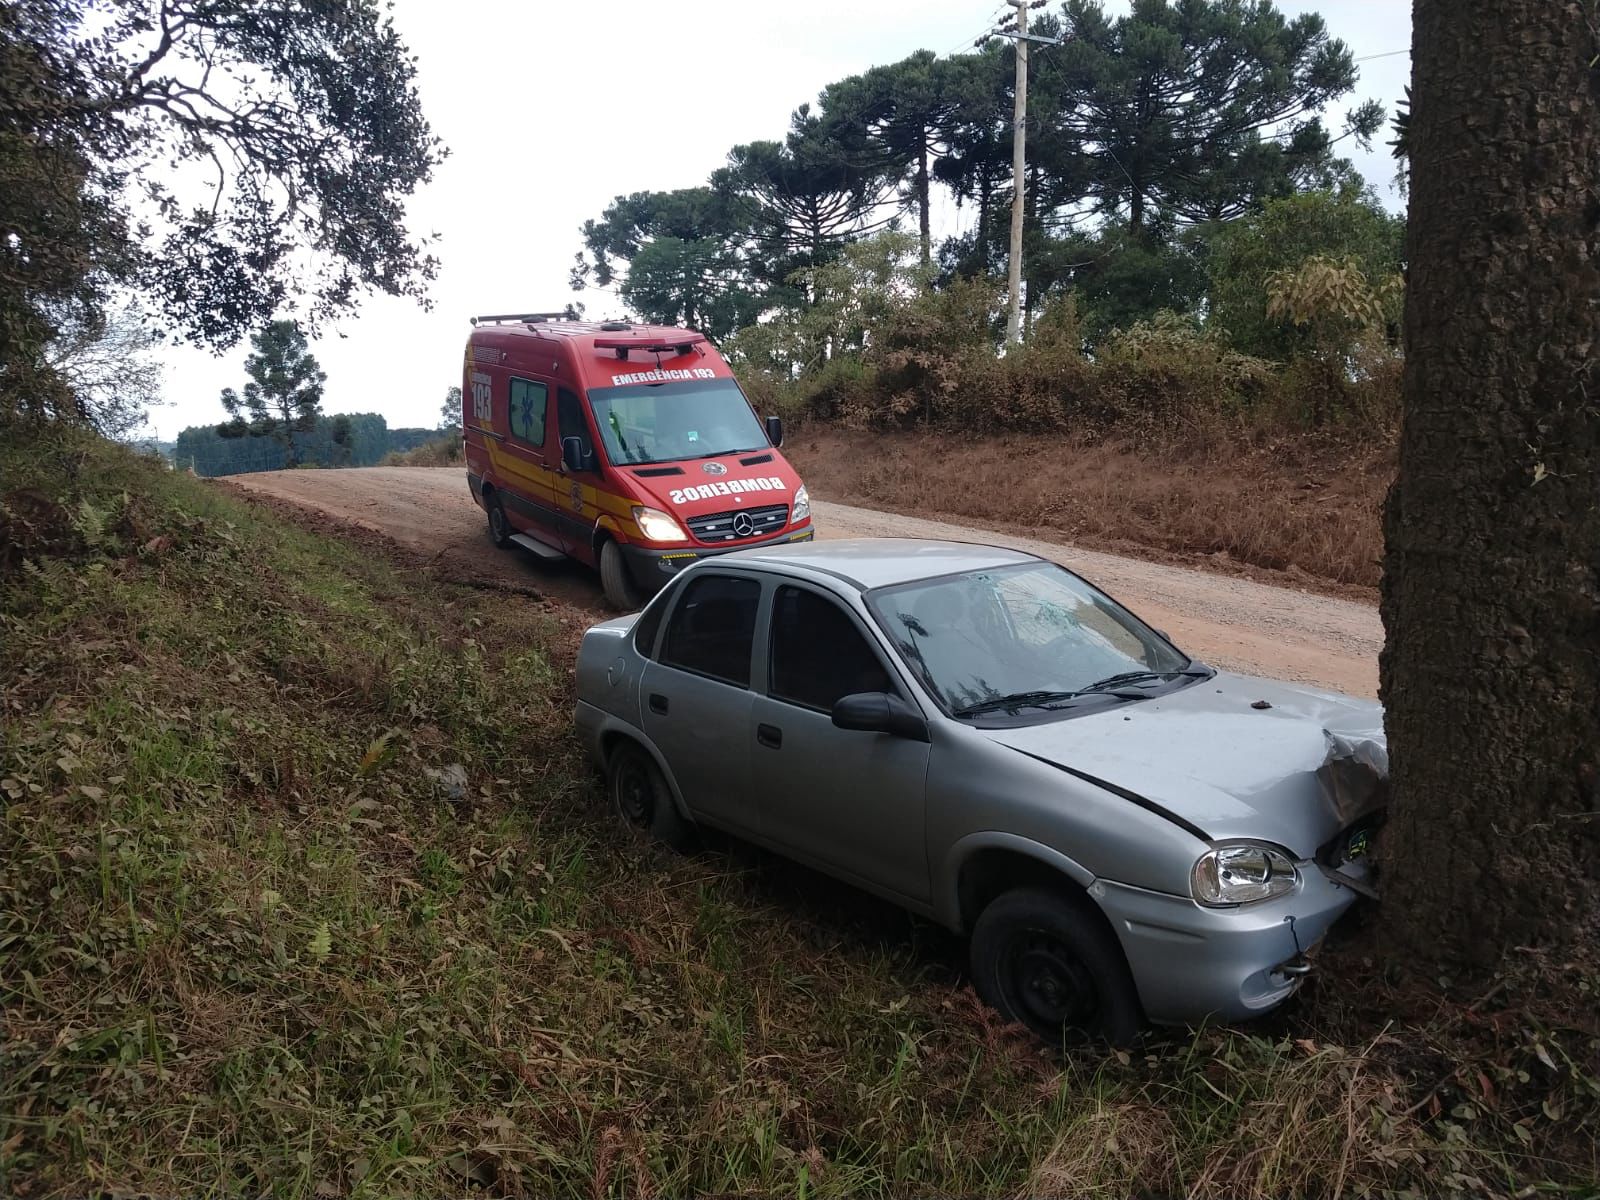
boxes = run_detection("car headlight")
[632,505,686,543]
[1191,843,1299,906]
[791,484,810,522]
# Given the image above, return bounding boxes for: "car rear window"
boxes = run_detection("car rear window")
[659,574,760,687]
[631,579,678,658]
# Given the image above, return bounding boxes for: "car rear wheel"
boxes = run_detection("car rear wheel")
[607,741,693,851]
[486,492,512,549]
[599,539,642,611]
[970,887,1143,1047]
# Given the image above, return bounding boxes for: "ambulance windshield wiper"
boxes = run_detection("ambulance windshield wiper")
[684,446,763,460]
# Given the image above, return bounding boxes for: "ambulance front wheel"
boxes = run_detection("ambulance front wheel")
[600,539,643,611]
[486,491,512,549]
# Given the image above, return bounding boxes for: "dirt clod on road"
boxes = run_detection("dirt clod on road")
[229,466,1380,697]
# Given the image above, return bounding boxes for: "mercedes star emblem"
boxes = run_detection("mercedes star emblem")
[731,512,755,538]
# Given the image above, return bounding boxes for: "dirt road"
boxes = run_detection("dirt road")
[230,466,1381,697]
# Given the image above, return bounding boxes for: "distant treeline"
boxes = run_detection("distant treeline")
[172,414,438,476]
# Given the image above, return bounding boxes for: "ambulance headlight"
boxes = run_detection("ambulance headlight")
[792,485,810,522]
[632,506,686,543]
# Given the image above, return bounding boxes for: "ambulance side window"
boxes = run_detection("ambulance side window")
[509,378,547,446]
[558,388,596,467]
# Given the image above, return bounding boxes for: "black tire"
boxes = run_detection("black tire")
[486,491,512,549]
[607,740,694,851]
[600,538,642,611]
[970,886,1144,1047]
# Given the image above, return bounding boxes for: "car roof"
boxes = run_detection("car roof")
[718,538,1041,591]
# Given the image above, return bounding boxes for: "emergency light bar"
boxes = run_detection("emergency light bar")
[593,334,705,361]
[469,312,569,326]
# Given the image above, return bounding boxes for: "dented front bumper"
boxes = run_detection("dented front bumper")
[1091,858,1372,1025]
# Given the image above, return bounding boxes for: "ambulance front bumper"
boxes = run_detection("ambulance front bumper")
[620,524,815,592]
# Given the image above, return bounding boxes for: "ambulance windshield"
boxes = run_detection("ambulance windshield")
[588,377,770,466]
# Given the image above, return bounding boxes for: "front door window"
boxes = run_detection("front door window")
[769,585,892,710]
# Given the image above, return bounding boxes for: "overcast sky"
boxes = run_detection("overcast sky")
[143,0,1411,441]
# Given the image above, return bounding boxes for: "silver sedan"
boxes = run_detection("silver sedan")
[574,539,1384,1043]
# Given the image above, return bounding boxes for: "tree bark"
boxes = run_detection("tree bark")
[1380,0,1600,970]
[978,172,992,269]
[278,399,301,468]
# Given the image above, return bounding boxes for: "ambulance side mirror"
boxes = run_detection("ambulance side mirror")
[765,415,784,448]
[561,436,587,472]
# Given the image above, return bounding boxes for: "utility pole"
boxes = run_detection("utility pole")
[1004,0,1028,346]
[992,1,1062,345]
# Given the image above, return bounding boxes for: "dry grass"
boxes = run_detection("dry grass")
[2,426,1595,1199]
[789,428,1393,593]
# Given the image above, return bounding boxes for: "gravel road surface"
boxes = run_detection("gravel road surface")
[230,466,1381,697]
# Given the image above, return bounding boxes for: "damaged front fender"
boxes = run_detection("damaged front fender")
[1315,727,1388,898]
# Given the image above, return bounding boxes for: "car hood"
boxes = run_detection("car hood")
[980,671,1385,857]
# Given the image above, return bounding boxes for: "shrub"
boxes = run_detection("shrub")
[383,434,462,466]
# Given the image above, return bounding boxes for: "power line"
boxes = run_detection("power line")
[1354,49,1408,62]
[942,4,1009,58]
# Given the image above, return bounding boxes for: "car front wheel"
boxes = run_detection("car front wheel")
[970,887,1143,1047]
[607,740,693,851]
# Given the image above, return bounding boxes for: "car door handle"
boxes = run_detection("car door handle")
[649,693,669,715]
[756,723,782,749]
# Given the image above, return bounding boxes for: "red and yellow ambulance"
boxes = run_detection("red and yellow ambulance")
[462,313,814,609]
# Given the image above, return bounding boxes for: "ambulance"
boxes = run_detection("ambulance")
[462,313,814,609]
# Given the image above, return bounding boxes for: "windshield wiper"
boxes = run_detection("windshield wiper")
[953,690,1082,717]
[683,446,761,460]
[1078,668,1211,694]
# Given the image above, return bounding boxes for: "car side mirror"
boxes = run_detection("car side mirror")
[831,692,929,742]
[765,415,784,448]
[561,435,586,472]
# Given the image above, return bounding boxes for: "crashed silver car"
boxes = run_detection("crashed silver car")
[574,539,1385,1043]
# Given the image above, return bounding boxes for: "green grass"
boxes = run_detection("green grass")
[2,425,1596,1198]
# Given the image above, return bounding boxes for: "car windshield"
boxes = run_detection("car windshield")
[867,562,1193,717]
[588,377,770,466]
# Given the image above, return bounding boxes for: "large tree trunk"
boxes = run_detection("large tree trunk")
[1380,0,1600,969]
[278,401,301,468]
[977,171,992,269]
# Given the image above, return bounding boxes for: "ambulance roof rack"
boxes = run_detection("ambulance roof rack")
[469,312,569,326]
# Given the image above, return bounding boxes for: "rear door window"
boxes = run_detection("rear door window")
[509,378,547,446]
[632,579,679,659]
[769,586,892,711]
[660,574,760,687]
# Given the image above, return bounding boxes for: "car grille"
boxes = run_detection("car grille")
[686,503,789,544]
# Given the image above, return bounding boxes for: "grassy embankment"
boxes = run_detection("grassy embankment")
[2,426,1595,1198]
